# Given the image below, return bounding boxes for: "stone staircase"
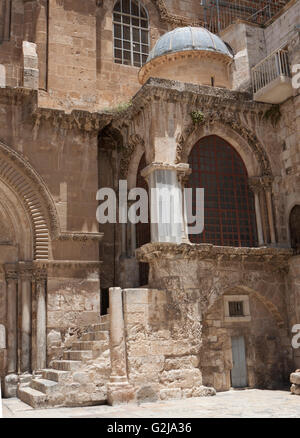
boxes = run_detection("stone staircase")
[18,315,111,408]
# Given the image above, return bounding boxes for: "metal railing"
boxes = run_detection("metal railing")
[202,0,290,34]
[251,48,290,93]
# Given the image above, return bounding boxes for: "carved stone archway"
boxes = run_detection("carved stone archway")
[177,120,272,178]
[0,140,60,260]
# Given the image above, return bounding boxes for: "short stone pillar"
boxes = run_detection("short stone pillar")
[290,370,300,395]
[107,287,135,405]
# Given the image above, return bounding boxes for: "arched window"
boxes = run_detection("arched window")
[188,135,257,247]
[289,205,300,253]
[113,0,150,67]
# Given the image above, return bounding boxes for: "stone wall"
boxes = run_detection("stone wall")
[123,287,215,401]
[135,243,294,389]
[46,262,101,363]
[202,292,290,391]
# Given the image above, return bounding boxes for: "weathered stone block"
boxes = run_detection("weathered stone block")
[290,372,300,385]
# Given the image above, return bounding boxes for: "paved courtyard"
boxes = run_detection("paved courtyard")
[1,389,300,418]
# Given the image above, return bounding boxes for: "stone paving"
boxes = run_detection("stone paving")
[2,389,300,418]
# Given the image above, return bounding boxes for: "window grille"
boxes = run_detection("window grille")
[113,0,150,67]
[229,301,244,317]
[188,135,257,247]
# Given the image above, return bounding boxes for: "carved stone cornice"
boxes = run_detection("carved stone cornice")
[151,0,206,27]
[58,232,104,242]
[136,242,292,266]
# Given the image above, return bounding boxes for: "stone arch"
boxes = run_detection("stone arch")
[286,196,300,248]
[0,182,33,261]
[205,284,285,328]
[0,140,60,260]
[179,121,272,177]
[127,136,146,189]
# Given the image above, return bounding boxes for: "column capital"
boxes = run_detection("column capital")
[4,263,18,281]
[248,177,264,194]
[18,261,33,280]
[141,162,191,180]
[33,267,47,282]
[260,175,274,191]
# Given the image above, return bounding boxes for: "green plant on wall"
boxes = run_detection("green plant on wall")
[190,110,205,125]
[102,100,132,114]
[263,104,281,127]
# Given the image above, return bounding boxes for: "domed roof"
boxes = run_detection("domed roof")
[146,26,233,63]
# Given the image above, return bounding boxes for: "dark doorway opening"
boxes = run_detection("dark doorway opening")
[100,288,109,315]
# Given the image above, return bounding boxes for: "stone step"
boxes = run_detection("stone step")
[31,378,59,395]
[92,322,109,331]
[17,386,47,409]
[63,350,93,361]
[81,331,109,342]
[42,369,69,382]
[52,360,82,371]
[71,340,108,351]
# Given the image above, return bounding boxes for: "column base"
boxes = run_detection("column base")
[4,374,18,397]
[107,381,136,406]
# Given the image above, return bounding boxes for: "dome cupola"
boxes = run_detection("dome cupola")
[138,26,233,88]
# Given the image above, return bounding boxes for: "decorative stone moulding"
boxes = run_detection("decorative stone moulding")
[138,50,233,85]
[58,232,104,242]
[136,242,292,265]
[140,161,191,179]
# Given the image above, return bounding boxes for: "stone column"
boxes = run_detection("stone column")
[249,178,265,246]
[33,267,47,371]
[178,170,192,244]
[19,262,32,374]
[262,176,276,245]
[4,264,18,397]
[141,163,190,244]
[107,287,135,405]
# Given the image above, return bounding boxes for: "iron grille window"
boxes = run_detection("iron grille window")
[188,135,257,247]
[229,301,244,317]
[113,0,150,67]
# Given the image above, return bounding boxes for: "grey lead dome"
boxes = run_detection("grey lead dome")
[146,26,233,63]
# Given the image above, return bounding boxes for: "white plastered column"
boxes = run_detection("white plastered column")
[141,163,191,244]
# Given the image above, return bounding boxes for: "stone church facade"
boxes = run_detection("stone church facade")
[0,0,299,407]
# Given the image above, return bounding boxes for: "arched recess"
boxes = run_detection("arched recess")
[188,135,257,247]
[201,284,288,391]
[180,121,272,178]
[205,285,285,328]
[135,153,150,285]
[0,140,60,260]
[289,205,300,254]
